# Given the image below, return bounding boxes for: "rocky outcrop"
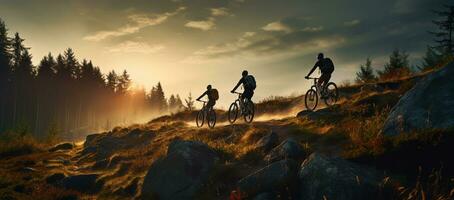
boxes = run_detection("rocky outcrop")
[264,138,306,163]
[299,153,382,200]
[237,159,298,198]
[81,129,154,160]
[383,62,454,135]
[48,142,74,152]
[140,140,219,200]
[47,173,104,194]
[255,131,279,152]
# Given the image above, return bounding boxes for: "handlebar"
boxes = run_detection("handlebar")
[232,92,242,95]
[305,77,318,80]
[197,100,207,103]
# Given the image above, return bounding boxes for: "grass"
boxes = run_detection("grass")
[0,134,48,158]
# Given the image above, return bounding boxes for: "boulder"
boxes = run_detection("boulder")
[141,140,219,200]
[61,174,104,194]
[264,138,306,163]
[383,62,454,135]
[255,131,279,152]
[299,153,382,200]
[46,173,66,185]
[49,142,74,152]
[237,159,298,198]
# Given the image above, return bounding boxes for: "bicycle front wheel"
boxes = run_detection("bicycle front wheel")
[196,110,204,127]
[243,101,255,123]
[228,102,239,124]
[207,109,216,128]
[305,89,318,111]
[323,82,339,106]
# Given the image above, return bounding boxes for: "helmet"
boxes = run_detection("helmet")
[242,70,248,77]
[207,85,212,90]
[317,53,324,60]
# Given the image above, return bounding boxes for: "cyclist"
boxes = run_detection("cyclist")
[231,70,256,103]
[305,53,335,97]
[197,85,218,110]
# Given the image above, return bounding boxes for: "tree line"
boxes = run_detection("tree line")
[0,18,186,140]
[355,5,454,84]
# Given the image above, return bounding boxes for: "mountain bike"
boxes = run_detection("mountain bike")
[228,92,255,124]
[304,77,339,111]
[196,100,216,128]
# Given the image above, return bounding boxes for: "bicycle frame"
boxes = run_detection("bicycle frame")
[233,92,245,113]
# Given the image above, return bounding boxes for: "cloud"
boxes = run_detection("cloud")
[84,6,186,41]
[262,21,293,33]
[184,7,231,31]
[108,41,165,54]
[210,7,230,16]
[344,19,360,27]
[302,26,323,32]
[185,18,216,31]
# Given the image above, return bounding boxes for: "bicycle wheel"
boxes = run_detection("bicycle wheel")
[207,109,216,128]
[196,110,204,127]
[305,89,318,111]
[228,102,239,124]
[243,101,255,123]
[323,82,339,106]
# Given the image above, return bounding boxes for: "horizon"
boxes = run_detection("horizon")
[0,0,449,108]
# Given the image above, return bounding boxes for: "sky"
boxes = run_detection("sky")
[0,0,450,108]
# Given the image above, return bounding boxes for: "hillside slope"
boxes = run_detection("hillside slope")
[1,66,453,200]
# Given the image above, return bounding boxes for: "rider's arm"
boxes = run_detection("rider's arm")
[231,78,244,92]
[196,91,207,101]
[306,61,320,77]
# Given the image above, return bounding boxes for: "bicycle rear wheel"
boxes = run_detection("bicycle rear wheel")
[305,89,318,111]
[228,102,239,124]
[196,110,204,127]
[243,101,255,123]
[207,109,216,128]
[323,82,339,106]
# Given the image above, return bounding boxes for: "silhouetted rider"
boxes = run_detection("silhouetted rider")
[231,70,256,102]
[197,85,218,110]
[305,53,334,95]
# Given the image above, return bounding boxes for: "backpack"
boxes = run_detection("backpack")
[244,75,256,90]
[320,58,334,74]
[211,89,219,100]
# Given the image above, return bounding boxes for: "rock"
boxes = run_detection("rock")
[237,159,298,198]
[46,173,66,185]
[255,131,279,152]
[297,105,343,121]
[19,167,37,173]
[264,138,306,163]
[141,140,219,200]
[49,142,74,152]
[61,174,104,194]
[383,62,454,135]
[82,129,154,160]
[299,153,382,200]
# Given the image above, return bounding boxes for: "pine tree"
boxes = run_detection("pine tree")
[430,5,454,56]
[154,82,167,112]
[355,58,376,83]
[185,93,195,111]
[420,46,445,70]
[106,70,118,93]
[117,70,131,94]
[175,94,184,112]
[11,32,25,70]
[64,48,78,79]
[0,18,11,130]
[168,94,177,112]
[378,49,411,80]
